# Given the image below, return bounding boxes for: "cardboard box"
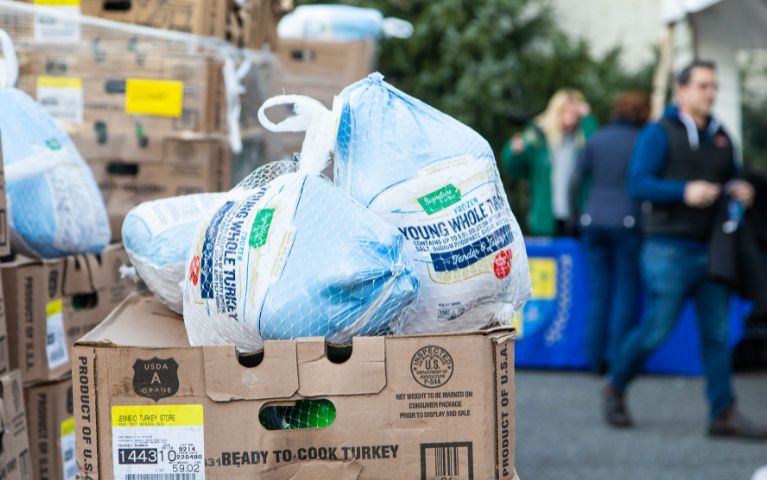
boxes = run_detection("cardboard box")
[74,0,289,49]
[24,377,75,480]
[87,138,231,241]
[16,44,227,161]
[2,244,139,384]
[73,292,517,480]
[0,371,32,480]
[0,133,11,258]
[0,271,10,379]
[274,39,375,107]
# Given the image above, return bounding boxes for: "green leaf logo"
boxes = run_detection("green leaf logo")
[249,209,275,249]
[417,184,461,215]
[46,139,61,151]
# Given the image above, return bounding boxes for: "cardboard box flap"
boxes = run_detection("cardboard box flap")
[297,336,386,397]
[63,254,93,295]
[203,342,299,402]
[76,292,190,348]
[86,243,132,290]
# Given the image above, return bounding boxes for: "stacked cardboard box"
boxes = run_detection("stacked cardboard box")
[13,0,292,49]
[72,292,519,480]
[0,243,139,480]
[14,38,233,240]
[2,244,138,385]
[0,371,32,480]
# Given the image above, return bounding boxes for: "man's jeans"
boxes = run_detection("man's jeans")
[582,228,641,365]
[610,240,734,418]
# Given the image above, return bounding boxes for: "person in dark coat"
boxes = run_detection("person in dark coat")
[603,60,765,440]
[568,92,649,375]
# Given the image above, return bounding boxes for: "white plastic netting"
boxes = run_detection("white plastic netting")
[182,99,420,351]
[0,27,110,258]
[333,73,532,335]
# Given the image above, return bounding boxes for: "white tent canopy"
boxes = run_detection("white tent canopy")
[661,0,723,23]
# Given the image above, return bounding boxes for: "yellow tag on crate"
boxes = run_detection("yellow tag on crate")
[37,76,82,89]
[112,405,204,427]
[46,299,62,317]
[125,79,184,117]
[34,0,80,6]
[60,417,75,437]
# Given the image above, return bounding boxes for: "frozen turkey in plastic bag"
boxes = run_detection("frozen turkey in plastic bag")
[0,30,110,258]
[334,73,532,334]
[122,193,226,314]
[183,98,420,351]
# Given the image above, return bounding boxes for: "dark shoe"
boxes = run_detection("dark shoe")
[603,384,633,428]
[709,405,767,440]
[594,361,609,377]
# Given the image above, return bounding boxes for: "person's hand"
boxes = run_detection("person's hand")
[684,180,722,208]
[729,181,755,208]
[511,133,525,154]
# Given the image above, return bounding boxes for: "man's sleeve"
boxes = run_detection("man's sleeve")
[626,123,686,203]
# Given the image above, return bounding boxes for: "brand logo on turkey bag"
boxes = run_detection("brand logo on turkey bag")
[249,208,274,248]
[417,184,462,215]
[133,357,179,402]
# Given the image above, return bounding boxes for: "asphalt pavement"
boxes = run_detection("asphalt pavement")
[515,370,767,480]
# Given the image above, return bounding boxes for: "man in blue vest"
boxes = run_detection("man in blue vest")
[603,60,766,440]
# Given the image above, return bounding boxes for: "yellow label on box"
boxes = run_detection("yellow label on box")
[37,76,82,89]
[112,405,203,427]
[46,299,62,317]
[34,0,80,6]
[125,79,184,117]
[528,258,557,299]
[61,417,75,437]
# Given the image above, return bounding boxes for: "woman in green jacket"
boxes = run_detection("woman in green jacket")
[502,88,598,237]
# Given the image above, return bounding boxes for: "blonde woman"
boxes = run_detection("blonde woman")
[502,89,597,236]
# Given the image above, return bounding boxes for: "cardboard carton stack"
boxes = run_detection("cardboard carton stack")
[0,243,140,480]
[10,0,292,50]
[3,0,288,240]
[0,146,33,480]
[0,125,138,480]
[13,39,233,241]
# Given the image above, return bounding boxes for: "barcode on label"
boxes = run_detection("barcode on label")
[125,475,198,480]
[435,445,459,476]
[19,449,31,480]
[420,442,473,480]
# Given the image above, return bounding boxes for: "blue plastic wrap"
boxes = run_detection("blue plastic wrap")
[334,73,532,334]
[278,5,412,41]
[122,193,226,313]
[183,167,420,352]
[0,88,110,258]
